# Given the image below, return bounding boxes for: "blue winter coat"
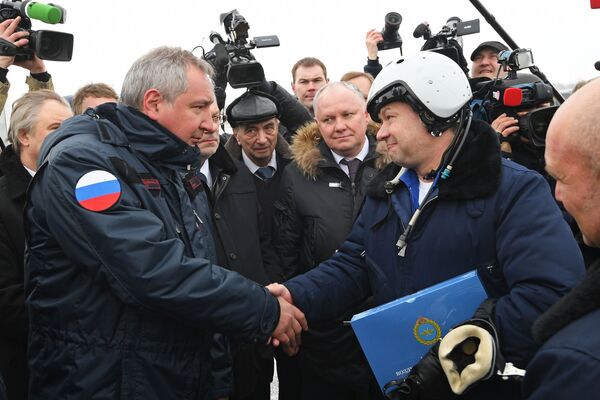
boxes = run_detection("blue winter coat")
[523,260,600,399]
[285,120,585,398]
[24,104,279,399]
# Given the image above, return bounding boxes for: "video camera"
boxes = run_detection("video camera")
[474,48,555,147]
[201,9,279,108]
[414,17,480,73]
[0,0,73,61]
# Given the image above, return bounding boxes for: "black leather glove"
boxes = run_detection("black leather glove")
[384,299,504,399]
[384,343,452,400]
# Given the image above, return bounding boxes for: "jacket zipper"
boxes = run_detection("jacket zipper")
[192,209,204,229]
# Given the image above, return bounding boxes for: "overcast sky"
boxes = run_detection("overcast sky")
[1,0,599,133]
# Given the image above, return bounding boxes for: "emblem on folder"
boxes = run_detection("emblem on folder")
[413,317,441,346]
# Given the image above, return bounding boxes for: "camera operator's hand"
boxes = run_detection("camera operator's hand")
[0,17,29,69]
[366,29,383,61]
[15,54,46,74]
[491,112,523,154]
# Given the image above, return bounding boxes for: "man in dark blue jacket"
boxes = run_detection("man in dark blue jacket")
[24,46,306,400]
[522,76,600,400]
[269,52,585,399]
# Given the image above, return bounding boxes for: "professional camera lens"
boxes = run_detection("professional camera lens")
[382,12,402,41]
[29,30,74,61]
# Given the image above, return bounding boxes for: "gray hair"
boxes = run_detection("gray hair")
[8,90,71,154]
[120,46,214,109]
[313,81,366,115]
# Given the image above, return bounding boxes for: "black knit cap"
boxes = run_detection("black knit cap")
[225,90,280,128]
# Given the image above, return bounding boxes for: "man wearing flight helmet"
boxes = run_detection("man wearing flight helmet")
[268,51,584,399]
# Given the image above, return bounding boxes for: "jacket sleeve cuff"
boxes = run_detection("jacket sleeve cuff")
[259,287,280,342]
[26,74,54,91]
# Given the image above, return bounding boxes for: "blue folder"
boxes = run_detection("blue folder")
[350,270,488,390]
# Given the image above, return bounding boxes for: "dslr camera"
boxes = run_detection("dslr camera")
[0,0,73,61]
[377,12,403,52]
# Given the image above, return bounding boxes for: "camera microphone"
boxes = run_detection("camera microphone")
[24,1,65,24]
[208,32,229,69]
[209,31,225,45]
[413,22,431,39]
[595,61,600,71]
[503,87,523,107]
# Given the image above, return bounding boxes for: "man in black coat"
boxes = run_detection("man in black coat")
[224,89,310,229]
[0,90,72,399]
[223,90,308,400]
[199,102,282,400]
[272,82,389,400]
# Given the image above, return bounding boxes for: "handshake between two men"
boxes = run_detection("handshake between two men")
[268,283,308,355]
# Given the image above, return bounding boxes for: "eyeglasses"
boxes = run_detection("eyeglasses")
[212,114,224,125]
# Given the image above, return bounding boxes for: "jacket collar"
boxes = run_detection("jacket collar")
[209,144,237,175]
[368,119,501,200]
[290,120,390,179]
[533,259,600,344]
[39,103,201,172]
[0,144,31,199]
[107,104,201,170]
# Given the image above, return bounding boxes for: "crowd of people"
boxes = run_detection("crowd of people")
[0,13,599,400]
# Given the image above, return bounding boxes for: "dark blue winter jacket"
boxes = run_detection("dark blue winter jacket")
[285,119,585,397]
[24,103,279,399]
[523,259,600,399]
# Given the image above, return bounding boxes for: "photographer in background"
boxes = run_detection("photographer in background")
[0,17,54,122]
[470,41,509,80]
[364,29,384,78]
[0,90,72,400]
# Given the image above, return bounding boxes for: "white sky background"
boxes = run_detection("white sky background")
[3,0,600,119]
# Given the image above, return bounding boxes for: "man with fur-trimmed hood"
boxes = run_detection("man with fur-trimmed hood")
[273,81,389,400]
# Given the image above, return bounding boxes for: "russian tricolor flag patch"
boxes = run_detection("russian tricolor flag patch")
[75,170,121,212]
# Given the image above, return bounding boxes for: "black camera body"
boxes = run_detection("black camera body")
[377,12,403,51]
[473,48,555,147]
[0,3,73,61]
[482,77,554,147]
[414,17,479,73]
[204,10,279,93]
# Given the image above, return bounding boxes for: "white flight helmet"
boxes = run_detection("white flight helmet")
[367,51,472,134]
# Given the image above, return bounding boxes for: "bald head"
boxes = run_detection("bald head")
[313,81,366,118]
[545,77,600,247]
[547,78,600,172]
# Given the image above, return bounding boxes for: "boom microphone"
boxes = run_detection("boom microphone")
[413,22,431,39]
[25,1,64,24]
[0,1,65,24]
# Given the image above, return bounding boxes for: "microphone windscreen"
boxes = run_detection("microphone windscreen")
[503,87,523,107]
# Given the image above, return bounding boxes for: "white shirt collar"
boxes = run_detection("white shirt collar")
[200,160,213,189]
[24,165,36,177]
[330,136,370,165]
[241,150,277,174]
